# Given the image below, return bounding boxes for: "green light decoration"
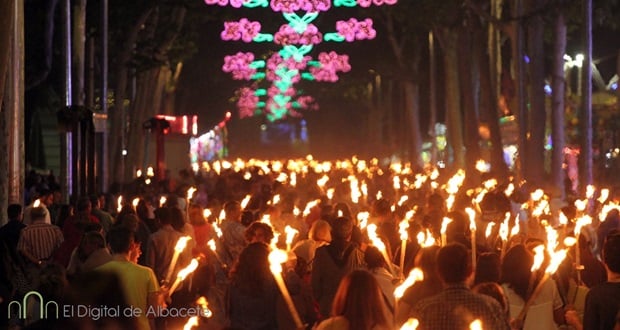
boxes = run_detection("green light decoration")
[279,45,314,61]
[334,0,357,7]
[253,34,274,42]
[251,72,266,80]
[249,60,266,69]
[323,32,346,42]
[283,12,320,33]
[242,0,269,8]
[301,72,315,80]
[255,89,267,96]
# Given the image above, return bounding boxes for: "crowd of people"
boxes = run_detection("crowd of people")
[1,158,620,330]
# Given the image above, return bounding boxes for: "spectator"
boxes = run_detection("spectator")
[0,204,26,257]
[96,226,165,330]
[220,201,247,268]
[55,197,100,267]
[245,221,275,245]
[395,245,442,326]
[23,189,54,225]
[145,207,188,283]
[316,270,392,330]
[365,245,397,313]
[575,232,620,330]
[66,230,112,276]
[312,216,365,318]
[228,242,278,330]
[413,243,509,329]
[500,244,564,329]
[292,219,332,271]
[90,195,114,233]
[474,252,501,286]
[17,206,63,270]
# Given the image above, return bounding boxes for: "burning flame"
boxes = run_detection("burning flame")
[175,236,192,253]
[33,199,41,208]
[268,248,288,274]
[598,189,610,204]
[531,244,545,272]
[177,258,199,280]
[485,222,496,239]
[357,212,370,229]
[117,196,123,213]
[399,219,410,241]
[416,229,436,247]
[196,296,212,318]
[187,187,197,201]
[207,239,216,252]
[241,194,252,209]
[400,318,420,330]
[465,208,477,232]
[183,316,199,330]
[284,225,299,246]
[394,268,424,298]
[159,196,167,207]
[132,198,140,209]
[440,217,453,236]
[469,319,482,330]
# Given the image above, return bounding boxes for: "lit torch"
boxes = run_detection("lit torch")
[268,248,304,329]
[284,225,299,251]
[169,258,199,293]
[440,217,453,247]
[165,236,192,284]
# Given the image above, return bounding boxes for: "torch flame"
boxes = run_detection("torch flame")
[284,225,299,246]
[241,194,252,209]
[175,236,192,253]
[183,316,199,330]
[187,187,197,201]
[531,244,545,272]
[400,318,420,330]
[469,319,482,330]
[485,222,496,239]
[440,217,453,235]
[465,208,477,231]
[268,248,288,274]
[159,196,167,207]
[598,189,610,204]
[394,268,424,298]
[207,239,216,252]
[399,219,410,241]
[33,199,41,208]
[177,258,199,280]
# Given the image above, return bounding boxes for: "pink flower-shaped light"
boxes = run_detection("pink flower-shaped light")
[300,0,331,12]
[336,18,376,41]
[270,0,302,12]
[205,0,246,7]
[221,19,261,42]
[223,52,257,80]
[274,24,322,45]
[237,87,259,118]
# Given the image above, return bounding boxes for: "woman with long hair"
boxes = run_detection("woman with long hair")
[228,242,277,330]
[316,269,392,330]
[501,244,564,329]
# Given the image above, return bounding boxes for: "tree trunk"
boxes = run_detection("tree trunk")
[579,0,593,190]
[459,26,481,176]
[526,3,546,185]
[438,28,465,169]
[509,0,527,182]
[551,11,566,197]
[72,0,86,106]
[403,80,423,168]
[109,6,154,186]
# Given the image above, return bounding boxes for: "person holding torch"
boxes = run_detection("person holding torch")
[96,227,167,330]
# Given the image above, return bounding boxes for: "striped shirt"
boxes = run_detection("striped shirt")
[17,222,64,261]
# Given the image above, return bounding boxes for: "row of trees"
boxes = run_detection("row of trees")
[369,0,619,192]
